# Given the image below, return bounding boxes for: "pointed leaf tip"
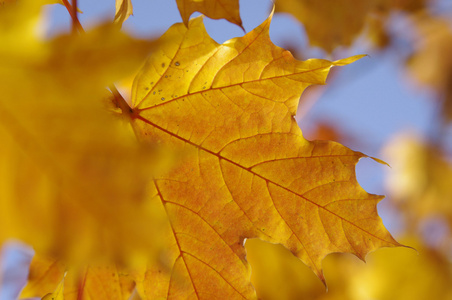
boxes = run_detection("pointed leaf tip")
[333,54,367,66]
[371,156,391,167]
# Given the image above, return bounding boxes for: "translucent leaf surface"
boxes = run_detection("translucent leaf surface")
[129,13,400,298]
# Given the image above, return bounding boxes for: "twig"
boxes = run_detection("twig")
[60,0,85,33]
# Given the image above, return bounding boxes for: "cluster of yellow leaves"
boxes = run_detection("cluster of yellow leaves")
[0,0,168,267]
[0,0,403,299]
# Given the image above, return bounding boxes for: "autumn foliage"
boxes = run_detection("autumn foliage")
[1,0,451,299]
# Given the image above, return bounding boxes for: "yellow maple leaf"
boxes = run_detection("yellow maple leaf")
[128,12,401,298]
[176,0,242,29]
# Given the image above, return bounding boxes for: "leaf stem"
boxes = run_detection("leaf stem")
[110,84,133,117]
[72,0,78,32]
[61,0,85,33]
[76,267,88,300]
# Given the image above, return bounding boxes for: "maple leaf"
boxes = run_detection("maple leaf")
[176,0,242,29]
[128,12,401,298]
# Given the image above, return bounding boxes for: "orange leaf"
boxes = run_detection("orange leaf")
[129,13,400,297]
[176,0,242,29]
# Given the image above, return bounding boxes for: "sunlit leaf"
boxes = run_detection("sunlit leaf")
[129,13,400,298]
